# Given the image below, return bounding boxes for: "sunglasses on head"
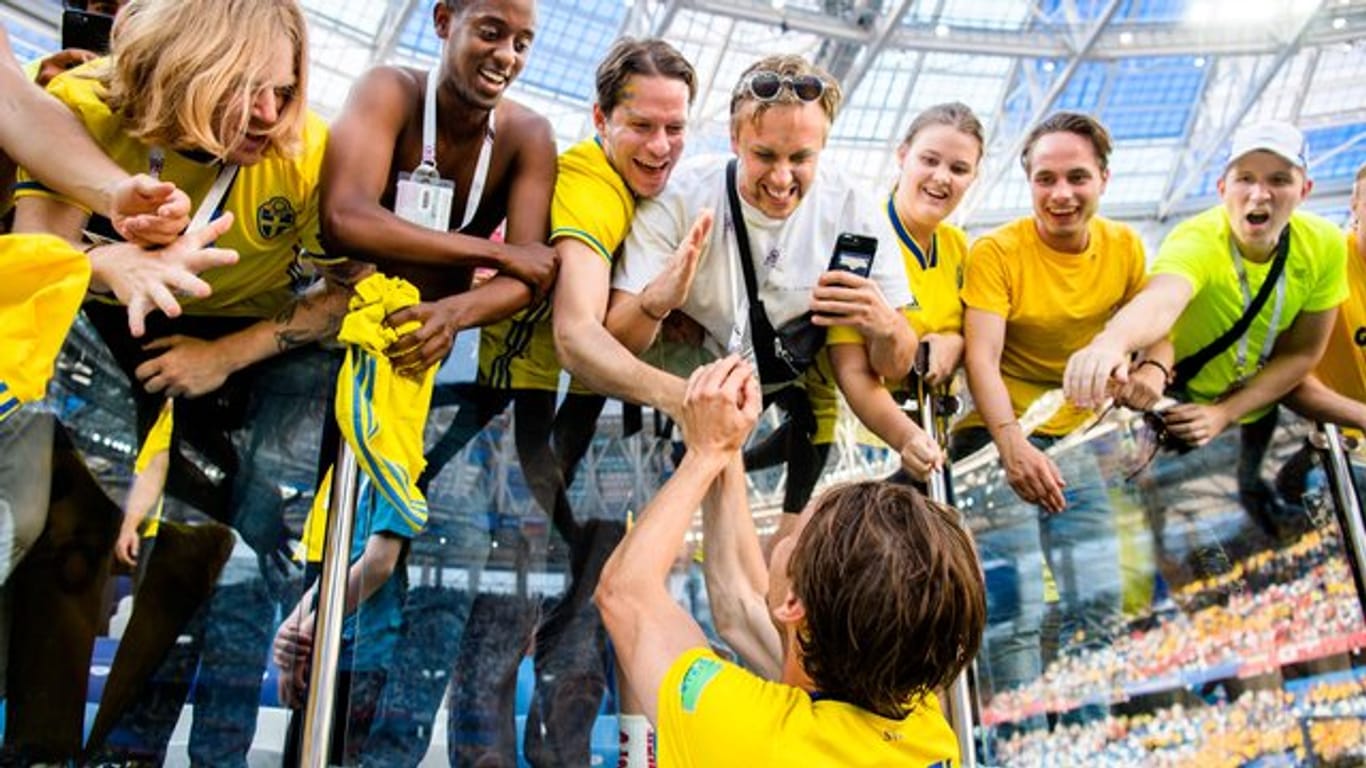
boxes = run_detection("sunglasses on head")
[740,71,826,103]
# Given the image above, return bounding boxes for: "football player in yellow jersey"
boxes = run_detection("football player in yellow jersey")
[956,112,1143,725]
[596,355,984,768]
[11,1,362,763]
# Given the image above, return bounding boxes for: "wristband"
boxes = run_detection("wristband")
[1135,358,1173,386]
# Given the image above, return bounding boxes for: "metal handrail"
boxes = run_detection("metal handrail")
[914,342,979,768]
[1319,422,1366,620]
[299,443,360,768]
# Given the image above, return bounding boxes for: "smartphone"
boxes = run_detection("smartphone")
[827,232,877,278]
[61,8,114,54]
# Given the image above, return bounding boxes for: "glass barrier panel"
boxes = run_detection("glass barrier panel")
[951,406,1366,766]
[10,316,1366,767]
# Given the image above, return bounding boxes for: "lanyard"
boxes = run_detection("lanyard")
[422,69,496,231]
[87,149,235,247]
[1230,236,1287,380]
[727,192,750,356]
[188,161,239,234]
[886,194,936,270]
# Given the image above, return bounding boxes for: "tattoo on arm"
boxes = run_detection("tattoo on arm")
[270,281,351,353]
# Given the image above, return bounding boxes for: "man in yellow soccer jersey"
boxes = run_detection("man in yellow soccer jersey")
[596,355,985,768]
[12,1,358,762]
[1272,162,1366,505]
[956,112,1143,716]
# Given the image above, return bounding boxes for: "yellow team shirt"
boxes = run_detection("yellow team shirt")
[887,198,967,339]
[15,62,332,319]
[959,216,1146,436]
[1312,230,1366,405]
[129,399,174,536]
[1153,206,1349,422]
[657,647,958,768]
[0,233,90,418]
[477,137,635,391]
[855,206,970,448]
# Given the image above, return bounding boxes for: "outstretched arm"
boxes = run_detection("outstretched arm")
[700,454,782,679]
[605,210,714,354]
[14,194,238,337]
[1,31,189,244]
[1284,374,1366,433]
[963,308,1066,514]
[553,239,688,415]
[830,343,943,480]
[1163,308,1337,447]
[1065,275,1194,409]
[596,356,760,723]
[131,262,363,398]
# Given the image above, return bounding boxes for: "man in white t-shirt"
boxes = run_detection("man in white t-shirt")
[607,54,942,544]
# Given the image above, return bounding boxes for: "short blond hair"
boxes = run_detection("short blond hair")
[98,0,308,160]
[729,55,841,136]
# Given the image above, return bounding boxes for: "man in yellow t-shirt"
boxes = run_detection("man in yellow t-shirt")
[955,112,1144,715]
[596,355,984,768]
[1275,163,1366,505]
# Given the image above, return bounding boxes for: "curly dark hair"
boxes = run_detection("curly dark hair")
[788,481,986,720]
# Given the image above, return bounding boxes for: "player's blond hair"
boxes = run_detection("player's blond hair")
[96,0,308,160]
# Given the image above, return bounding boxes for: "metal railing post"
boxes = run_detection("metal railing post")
[914,342,978,768]
[1320,423,1366,619]
[299,442,360,768]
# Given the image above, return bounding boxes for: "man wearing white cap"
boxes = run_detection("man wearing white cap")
[1064,120,1347,450]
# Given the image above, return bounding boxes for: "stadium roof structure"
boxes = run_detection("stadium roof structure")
[6,0,1365,236]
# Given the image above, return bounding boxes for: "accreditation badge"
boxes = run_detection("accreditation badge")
[395,163,455,232]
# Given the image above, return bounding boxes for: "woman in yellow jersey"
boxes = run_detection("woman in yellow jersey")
[886,102,982,401]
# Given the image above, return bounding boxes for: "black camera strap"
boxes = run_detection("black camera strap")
[1171,226,1291,391]
[725,159,798,386]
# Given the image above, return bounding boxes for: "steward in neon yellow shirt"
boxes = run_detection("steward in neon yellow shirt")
[1066,120,1347,448]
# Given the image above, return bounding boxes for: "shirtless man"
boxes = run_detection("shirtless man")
[317,0,558,762]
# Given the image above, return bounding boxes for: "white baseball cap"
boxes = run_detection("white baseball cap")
[1227,120,1308,170]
